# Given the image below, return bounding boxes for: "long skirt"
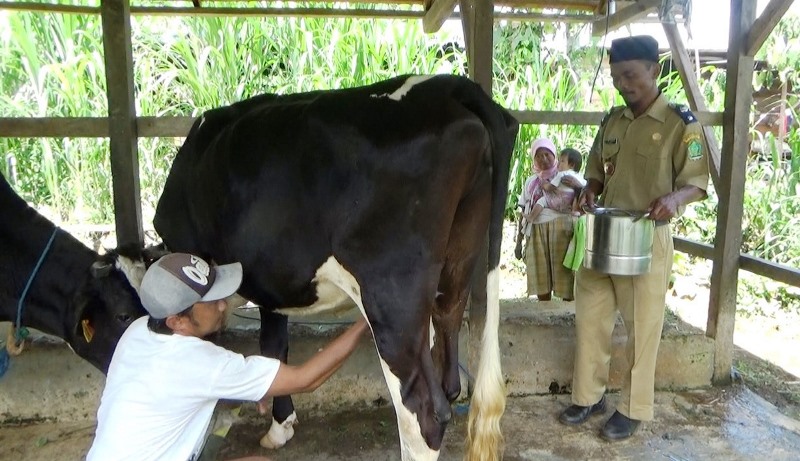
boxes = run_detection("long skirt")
[524,215,576,299]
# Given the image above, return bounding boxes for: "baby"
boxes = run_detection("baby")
[526,148,586,222]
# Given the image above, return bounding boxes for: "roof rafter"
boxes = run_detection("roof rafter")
[423,0,458,33]
[746,0,794,56]
[591,0,660,37]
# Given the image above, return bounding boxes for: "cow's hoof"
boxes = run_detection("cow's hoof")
[259,412,298,449]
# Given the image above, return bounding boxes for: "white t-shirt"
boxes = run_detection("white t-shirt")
[87,317,280,461]
[551,170,586,190]
[518,176,566,233]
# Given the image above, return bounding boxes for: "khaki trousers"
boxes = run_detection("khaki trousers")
[571,225,673,421]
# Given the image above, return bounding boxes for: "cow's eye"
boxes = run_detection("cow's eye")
[116,314,134,325]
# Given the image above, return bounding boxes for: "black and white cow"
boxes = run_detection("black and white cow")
[0,173,149,373]
[154,74,518,460]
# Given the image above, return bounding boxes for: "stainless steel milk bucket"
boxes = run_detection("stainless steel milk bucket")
[583,207,655,276]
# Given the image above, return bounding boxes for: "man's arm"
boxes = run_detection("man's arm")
[576,178,604,211]
[258,317,369,402]
[647,185,706,221]
[649,118,711,220]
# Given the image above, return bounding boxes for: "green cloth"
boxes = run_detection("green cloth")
[563,215,586,271]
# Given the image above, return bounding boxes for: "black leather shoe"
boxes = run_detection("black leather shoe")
[600,410,641,441]
[558,395,606,426]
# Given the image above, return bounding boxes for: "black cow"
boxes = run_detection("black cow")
[154,74,518,460]
[0,173,149,373]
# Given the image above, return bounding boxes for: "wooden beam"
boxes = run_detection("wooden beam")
[0,112,724,138]
[707,0,756,386]
[0,117,110,137]
[0,1,597,21]
[513,109,722,126]
[0,1,98,14]
[591,0,660,37]
[136,116,195,137]
[148,0,601,8]
[663,22,722,189]
[746,0,794,56]
[130,5,425,18]
[101,0,143,247]
[423,0,458,33]
[673,237,800,289]
[673,237,714,260]
[739,255,800,288]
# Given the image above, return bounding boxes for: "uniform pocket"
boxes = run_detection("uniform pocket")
[635,145,668,179]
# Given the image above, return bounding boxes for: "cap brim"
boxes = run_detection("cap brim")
[200,262,243,302]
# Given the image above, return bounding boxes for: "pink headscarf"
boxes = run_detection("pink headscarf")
[527,138,558,203]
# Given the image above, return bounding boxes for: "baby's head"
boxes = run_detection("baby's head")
[558,148,583,173]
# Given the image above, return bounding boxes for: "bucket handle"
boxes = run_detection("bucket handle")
[584,206,650,221]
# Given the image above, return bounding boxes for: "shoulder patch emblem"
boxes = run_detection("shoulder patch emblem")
[683,133,701,144]
[687,139,703,160]
[669,103,697,125]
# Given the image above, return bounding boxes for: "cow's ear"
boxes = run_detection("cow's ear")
[142,243,170,267]
[91,261,112,278]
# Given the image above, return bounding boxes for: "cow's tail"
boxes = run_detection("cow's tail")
[455,80,519,461]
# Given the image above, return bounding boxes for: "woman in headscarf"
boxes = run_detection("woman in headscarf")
[517,138,577,301]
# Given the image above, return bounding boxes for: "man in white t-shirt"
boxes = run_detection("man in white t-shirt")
[87,253,368,461]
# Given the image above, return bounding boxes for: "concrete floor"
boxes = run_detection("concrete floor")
[2,302,799,460]
[2,384,799,461]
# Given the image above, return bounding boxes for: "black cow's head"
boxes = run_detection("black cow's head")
[65,244,166,373]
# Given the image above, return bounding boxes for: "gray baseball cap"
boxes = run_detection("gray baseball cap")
[139,253,243,319]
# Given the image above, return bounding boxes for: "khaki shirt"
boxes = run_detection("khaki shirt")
[586,93,710,212]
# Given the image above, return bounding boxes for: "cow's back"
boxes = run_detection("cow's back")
[155,75,508,309]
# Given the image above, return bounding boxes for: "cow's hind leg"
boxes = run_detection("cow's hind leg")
[316,256,449,460]
[361,272,452,461]
[432,165,492,404]
[257,309,298,449]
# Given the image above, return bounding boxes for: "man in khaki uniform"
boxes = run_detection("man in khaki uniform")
[558,35,710,441]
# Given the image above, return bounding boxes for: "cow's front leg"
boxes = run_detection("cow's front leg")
[257,309,298,449]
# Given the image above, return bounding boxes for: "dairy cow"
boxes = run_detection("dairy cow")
[154,74,519,460]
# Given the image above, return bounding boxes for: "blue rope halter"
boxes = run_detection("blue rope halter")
[0,227,59,378]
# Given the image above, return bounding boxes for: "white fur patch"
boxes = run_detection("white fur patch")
[115,256,146,290]
[370,75,434,101]
[282,256,437,459]
[259,412,298,449]
[429,318,435,351]
[380,358,440,461]
[275,256,359,316]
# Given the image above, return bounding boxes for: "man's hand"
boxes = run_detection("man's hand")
[647,186,705,221]
[576,188,597,212]
[647,193,681,221]
[575,178,603,213]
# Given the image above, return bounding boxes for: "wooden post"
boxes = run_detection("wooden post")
[101,0,143,246]
[458,0,475,79]
[458,0,493,94]
[459,0,493,395]
[746,0,794,56]
[707,0,756,385]
[662,22,722,190]
[470,0,493,94]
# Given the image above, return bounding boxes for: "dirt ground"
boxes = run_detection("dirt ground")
[2,223,799,460]
[2,385,800,461]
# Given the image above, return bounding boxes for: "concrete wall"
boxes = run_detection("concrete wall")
[0,300,714,423]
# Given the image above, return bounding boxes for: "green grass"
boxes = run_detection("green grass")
[1,10,799,277]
